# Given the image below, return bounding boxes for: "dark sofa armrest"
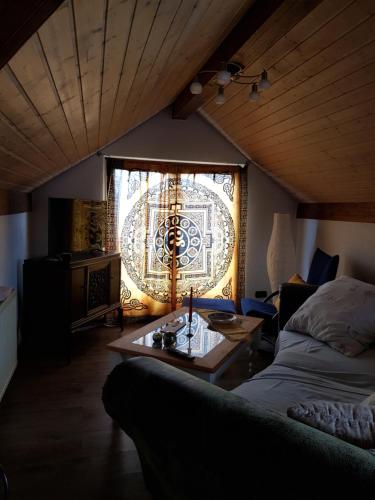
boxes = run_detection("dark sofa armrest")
[278,282,318,330]
[103,357,375,500]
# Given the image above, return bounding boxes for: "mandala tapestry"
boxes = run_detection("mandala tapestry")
[112,169,240,317]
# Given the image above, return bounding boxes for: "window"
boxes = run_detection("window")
[107,159,246,316]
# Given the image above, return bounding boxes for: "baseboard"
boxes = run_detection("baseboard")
[0,361,17,401]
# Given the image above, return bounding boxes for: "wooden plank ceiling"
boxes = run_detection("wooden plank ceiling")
[200,0,375,203]
[1,0,375,206]
[0,0,254,192]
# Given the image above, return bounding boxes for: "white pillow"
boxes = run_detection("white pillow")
[288,400,375,449]
[284,276,375,357]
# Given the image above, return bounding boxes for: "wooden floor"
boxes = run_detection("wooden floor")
[0,321,272,500]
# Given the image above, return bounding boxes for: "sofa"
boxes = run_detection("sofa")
[102,283,375,499]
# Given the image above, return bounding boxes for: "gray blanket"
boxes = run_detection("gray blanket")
[233,331,375,414]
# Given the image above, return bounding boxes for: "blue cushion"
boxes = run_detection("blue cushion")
[181,298,237,314]
[307,248,339,286]
[241,298,277,318]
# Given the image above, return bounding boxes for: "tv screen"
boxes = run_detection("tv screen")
[48,198,107,256]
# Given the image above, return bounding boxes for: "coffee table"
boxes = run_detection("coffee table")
[107,307,263,383]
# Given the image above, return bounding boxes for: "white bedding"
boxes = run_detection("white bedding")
[232,331,375,415]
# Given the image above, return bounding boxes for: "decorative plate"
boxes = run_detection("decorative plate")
[207,312,236,324]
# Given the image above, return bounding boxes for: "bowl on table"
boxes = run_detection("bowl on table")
[207,312,238,325]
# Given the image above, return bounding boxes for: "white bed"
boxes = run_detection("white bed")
[232,330,375,414]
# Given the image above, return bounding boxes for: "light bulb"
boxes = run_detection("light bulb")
[259,69,271,90]
[216,70,231,86]
[190,79,202,95]
[215,86,226,105]
[249,83,259,102]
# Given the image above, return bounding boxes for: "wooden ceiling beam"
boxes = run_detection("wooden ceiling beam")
[0,189,31,216]
[0,0,64,71]
[297,203,375,224]
[172,0,286,119]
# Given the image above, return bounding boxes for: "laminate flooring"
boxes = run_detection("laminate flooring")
[0,321,272,500]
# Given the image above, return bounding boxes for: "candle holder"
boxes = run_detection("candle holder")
[187,332,192,357]
[188,287,193,323]
[186,321,193,339]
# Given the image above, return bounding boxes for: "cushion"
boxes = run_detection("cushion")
[287,400,375,449]
[274,273,305,311]
[240,298,276,317]
[284,276,375,357]
[181,298,237,314]
[307,247,339,286]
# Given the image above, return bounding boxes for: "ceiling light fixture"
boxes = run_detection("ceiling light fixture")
[249,83,259,102]
[189,61,271,104]
[190,76,203,95]
[214,86,226,105]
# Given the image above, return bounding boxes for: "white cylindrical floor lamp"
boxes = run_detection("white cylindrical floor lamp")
[266,213,296,293]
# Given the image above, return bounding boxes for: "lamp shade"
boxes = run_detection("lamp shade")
[216,70,231,86]
[249,83,259,101]
[190,80,202,95]
[266,213,296,293]
[259,70,271,90]
[214,87,226,105]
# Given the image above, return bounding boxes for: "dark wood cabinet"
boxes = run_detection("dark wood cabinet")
[23,252,123,357]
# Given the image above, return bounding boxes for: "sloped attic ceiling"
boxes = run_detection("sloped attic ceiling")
[0,0,254,192]
[200,0,375,203]
[1,0,374,206]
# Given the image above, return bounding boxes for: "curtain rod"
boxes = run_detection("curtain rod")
[100,153,246,168]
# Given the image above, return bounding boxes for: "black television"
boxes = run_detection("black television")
[48,197,107,256]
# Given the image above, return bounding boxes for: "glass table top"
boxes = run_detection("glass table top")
[132,311,225,358]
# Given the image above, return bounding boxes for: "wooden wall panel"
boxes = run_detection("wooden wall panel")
[0,69,64,170]
[1,0,374,204]
[202,0,375,202]
[0,0,64,70]
[98,0,136,146]
[8,35,79,164]
[297,203,375,223]
[109,0,171,140]
[114,0,182,134]
[73,0,106,153]
[0,0,252,192]
[126,0,205,129]
[0,189,30,215]
[38,1,89,159]
[145,0,252,122]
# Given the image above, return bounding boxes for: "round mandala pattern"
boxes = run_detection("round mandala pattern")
[120,177,235,303]
[154,214,202,270]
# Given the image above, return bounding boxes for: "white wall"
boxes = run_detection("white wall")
[296,218,319,280]
[0,213,29,292]
[296,219,375,284]
[105,107,248,164]
[31,107,297,296]
[31,108,248,256]
[31,156,105,257]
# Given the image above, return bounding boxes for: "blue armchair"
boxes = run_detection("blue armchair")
[241,248,339,322]
[181,297,237,314]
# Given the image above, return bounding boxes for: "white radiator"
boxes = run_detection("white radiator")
[0,289,17,400]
